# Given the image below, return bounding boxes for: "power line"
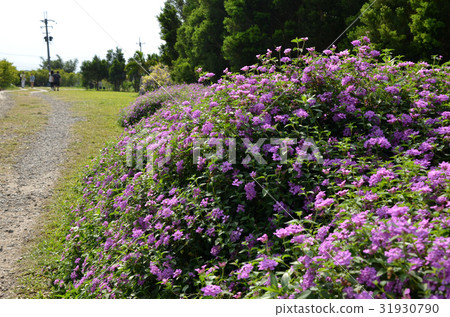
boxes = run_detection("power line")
[71,0,179,101]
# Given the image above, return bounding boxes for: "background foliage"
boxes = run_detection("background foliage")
[4,1,447,90]
[158,0,449,83]
[349,0,450,62]
[0,59,19,89]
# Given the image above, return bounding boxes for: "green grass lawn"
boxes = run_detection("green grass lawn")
[14,89,138,298]
[53,89,137,175]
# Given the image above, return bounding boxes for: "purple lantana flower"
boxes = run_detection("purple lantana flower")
[201,285,222,297]
[244,182,257,200]
[334,250,352,266]
[237,263,254,280]
[172,230,183,241]
[385,248,403,263]
[201,121,214,135]
[258,258,278,271]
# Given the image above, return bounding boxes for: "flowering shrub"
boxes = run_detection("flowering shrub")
[118,84,210,127]
[51,38,450,299]
[140,63,172,93]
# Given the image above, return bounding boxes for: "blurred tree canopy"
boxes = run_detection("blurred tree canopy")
[158,0,182,66]
[106,48,126,91]
[0,59,18,89]
[349,0,450,61]
[40,54,79,73]
[126,52,160,92]
[80,55,108,90]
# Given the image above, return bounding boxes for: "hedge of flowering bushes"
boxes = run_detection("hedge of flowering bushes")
[118,83,210,127]
[51,38,450,299]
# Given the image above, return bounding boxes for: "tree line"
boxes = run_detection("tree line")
[0,49,160,91]
[158,0,450,83]
[0,56,81,89]
[2,0,448,91]
[80,48,160,91]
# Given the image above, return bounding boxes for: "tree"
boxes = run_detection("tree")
[140,63,173,92]
[28,69,80,87]
[63,58,79,73]
[147,53,160,67]
[126,51,147,92]
[80,59,93,89]
[126,52,161,92]
[293,0,367,50]
[32,69,53,87]
[169,0,188,21]
[348,0,450,61]
[0,59,18,89]
[223,0,273,70]
[40,55,79,73]
[40,55,64,70]
[173,0,228,82]
[191,0,228,75]
[107,48,126,91]
[408,0,449,61]
[172,58,197,83]
[157,0,376,78]
[158,1,182,66]
[222,0,367,71]
[80,55,108,90]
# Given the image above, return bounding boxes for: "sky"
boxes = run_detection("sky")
[0,0,166,71]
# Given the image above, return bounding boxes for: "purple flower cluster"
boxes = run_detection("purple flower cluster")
[258,258,278,271]
[201,285,222,297]
[237,263,253,280]
[119,84,210,126]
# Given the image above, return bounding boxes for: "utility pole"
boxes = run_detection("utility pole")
[137,37,145,52]
[41,12,55,71]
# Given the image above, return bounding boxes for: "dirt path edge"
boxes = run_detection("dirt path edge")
[0,91,77,298]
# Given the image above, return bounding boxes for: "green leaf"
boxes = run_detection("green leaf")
[259,291,274,299]
[270,273,278,290]
[298,290,312,299]
[280,272,290,288]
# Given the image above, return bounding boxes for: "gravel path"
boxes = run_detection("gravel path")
[0,90,77,298]
[0,91,15,118]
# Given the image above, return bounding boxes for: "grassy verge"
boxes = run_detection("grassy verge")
[53,89,138,173]
[14,89,137,298]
